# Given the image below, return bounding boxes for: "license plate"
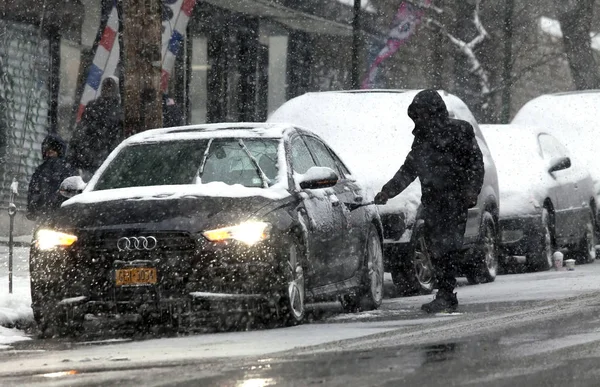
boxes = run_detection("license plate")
[115,268,157,286]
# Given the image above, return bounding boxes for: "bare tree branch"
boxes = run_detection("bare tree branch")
[425,0,490,105]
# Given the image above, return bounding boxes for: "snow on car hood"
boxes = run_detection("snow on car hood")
[512,93,600,194]
[481,125,553,218]
[63,182,290,206]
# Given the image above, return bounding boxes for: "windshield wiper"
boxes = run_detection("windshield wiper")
[238,139,270,188]
[196,138,213,184]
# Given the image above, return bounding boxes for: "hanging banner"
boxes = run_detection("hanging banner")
[76,2,119,122]
[76,0,197,122]
[160,0,196,91]
[361,0,431,89]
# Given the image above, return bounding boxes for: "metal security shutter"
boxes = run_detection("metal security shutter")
[0,19,50,210]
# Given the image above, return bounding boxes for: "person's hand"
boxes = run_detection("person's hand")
[374,191,389,205]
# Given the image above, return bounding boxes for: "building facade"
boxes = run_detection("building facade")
[0,0,377,236]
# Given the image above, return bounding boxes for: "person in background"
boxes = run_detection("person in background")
[68,76,123,179]
[162,93,184,128]
[27,134,76,222]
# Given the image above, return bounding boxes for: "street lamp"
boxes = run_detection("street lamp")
[351,0,361,89]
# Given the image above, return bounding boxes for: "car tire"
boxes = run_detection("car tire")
[391,221,435,296]
[341,225,384,313]
[466,211,498,284]
[526,208,553,272]
[575,210,596,264]
[276,241,306,326]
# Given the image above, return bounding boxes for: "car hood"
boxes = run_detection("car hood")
[52,191,280,233]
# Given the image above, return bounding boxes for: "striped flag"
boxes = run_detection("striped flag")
[160,0,196,91]
[76,0,197,122]
[76,2,120,122]
[361,0,430,89]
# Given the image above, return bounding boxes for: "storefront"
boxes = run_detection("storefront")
[0,0,83,232]
[174,0,376,124]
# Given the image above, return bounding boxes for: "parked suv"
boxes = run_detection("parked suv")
[512,91,600,244]
[269,90,500,295]
[30,123,384,334]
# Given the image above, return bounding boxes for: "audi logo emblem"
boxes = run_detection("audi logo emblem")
[117,236,158,251]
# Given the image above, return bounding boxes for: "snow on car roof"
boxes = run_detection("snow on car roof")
[480,124,547,197]
[268,89,477,225]
[512,92,600,193]
[124,122,291,145]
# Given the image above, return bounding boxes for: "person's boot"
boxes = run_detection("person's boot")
[421,291,458,314]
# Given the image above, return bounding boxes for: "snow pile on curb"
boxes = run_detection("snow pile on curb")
[0,278,34,328]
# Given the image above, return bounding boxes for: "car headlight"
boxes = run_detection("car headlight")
[35,229,78,251]
[203,221,271,245]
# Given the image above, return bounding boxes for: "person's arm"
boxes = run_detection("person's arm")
[26,170,41,221]
[375,141,419,204]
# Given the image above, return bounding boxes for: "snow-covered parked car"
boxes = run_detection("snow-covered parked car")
[269,90,500,295]
[29,123,384,335]
[512,91,600,240]
[481,124,596,270]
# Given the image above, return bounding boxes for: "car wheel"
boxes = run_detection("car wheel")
[391,221,435,296]
[276,242,306,325]
[526,208,553,272]
[31,282,66,338]
[575,210,596,264]
[466,211,498,284]
[341,225,384,313]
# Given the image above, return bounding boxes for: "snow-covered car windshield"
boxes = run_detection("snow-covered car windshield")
[93,138,280,190]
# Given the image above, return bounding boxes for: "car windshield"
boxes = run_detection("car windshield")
[93,138,280,190]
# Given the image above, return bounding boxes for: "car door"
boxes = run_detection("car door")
[288,134,346,287]
[538,133,582,242]
[303,135,367,281]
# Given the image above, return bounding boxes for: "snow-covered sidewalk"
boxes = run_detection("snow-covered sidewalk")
[0,245,33,348]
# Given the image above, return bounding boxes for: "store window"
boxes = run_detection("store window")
[57,40,82,138]
[190,37,208,124]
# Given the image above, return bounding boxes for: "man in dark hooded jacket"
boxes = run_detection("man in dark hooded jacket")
[374,89,484,313]
[27,134,76,222]
[68,76,123,178]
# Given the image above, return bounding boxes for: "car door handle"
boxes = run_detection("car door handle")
[354,196,363,203]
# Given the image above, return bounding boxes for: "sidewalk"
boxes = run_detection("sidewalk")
[0,245,33,329]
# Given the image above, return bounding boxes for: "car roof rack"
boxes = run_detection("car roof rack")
[312,89,450,96]
[165,126,259,134]
[551,89,600,96]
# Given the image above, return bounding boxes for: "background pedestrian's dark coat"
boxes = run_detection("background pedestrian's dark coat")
[27,134,76,221]
[68,95,123,173]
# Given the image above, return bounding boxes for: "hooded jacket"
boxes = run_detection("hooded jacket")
[27,134,76,221]
[381,90,485,208]
[68,93,123,172]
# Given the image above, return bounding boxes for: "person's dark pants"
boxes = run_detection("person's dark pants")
[422,198,469,295]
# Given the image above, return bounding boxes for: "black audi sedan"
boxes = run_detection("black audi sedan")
[30,123,383,334]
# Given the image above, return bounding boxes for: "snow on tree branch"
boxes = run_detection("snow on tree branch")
[425,0,491,106]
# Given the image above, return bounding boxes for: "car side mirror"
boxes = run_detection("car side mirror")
[548,157,571,173]
[298,167,339,190]
[59,176,86,198]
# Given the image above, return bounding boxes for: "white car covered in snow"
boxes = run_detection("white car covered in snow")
[481,125,596,270]
[269,90,500,295]
[512,91,600,238]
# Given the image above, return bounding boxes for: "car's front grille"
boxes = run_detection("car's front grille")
[81,230,196,254]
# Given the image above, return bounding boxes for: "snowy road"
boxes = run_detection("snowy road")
[2,246,600,385]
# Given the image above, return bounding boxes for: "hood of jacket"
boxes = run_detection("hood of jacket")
[42,133,67,160]
[408,89,450,139]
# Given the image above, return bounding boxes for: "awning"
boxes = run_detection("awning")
[202,0,378,37]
